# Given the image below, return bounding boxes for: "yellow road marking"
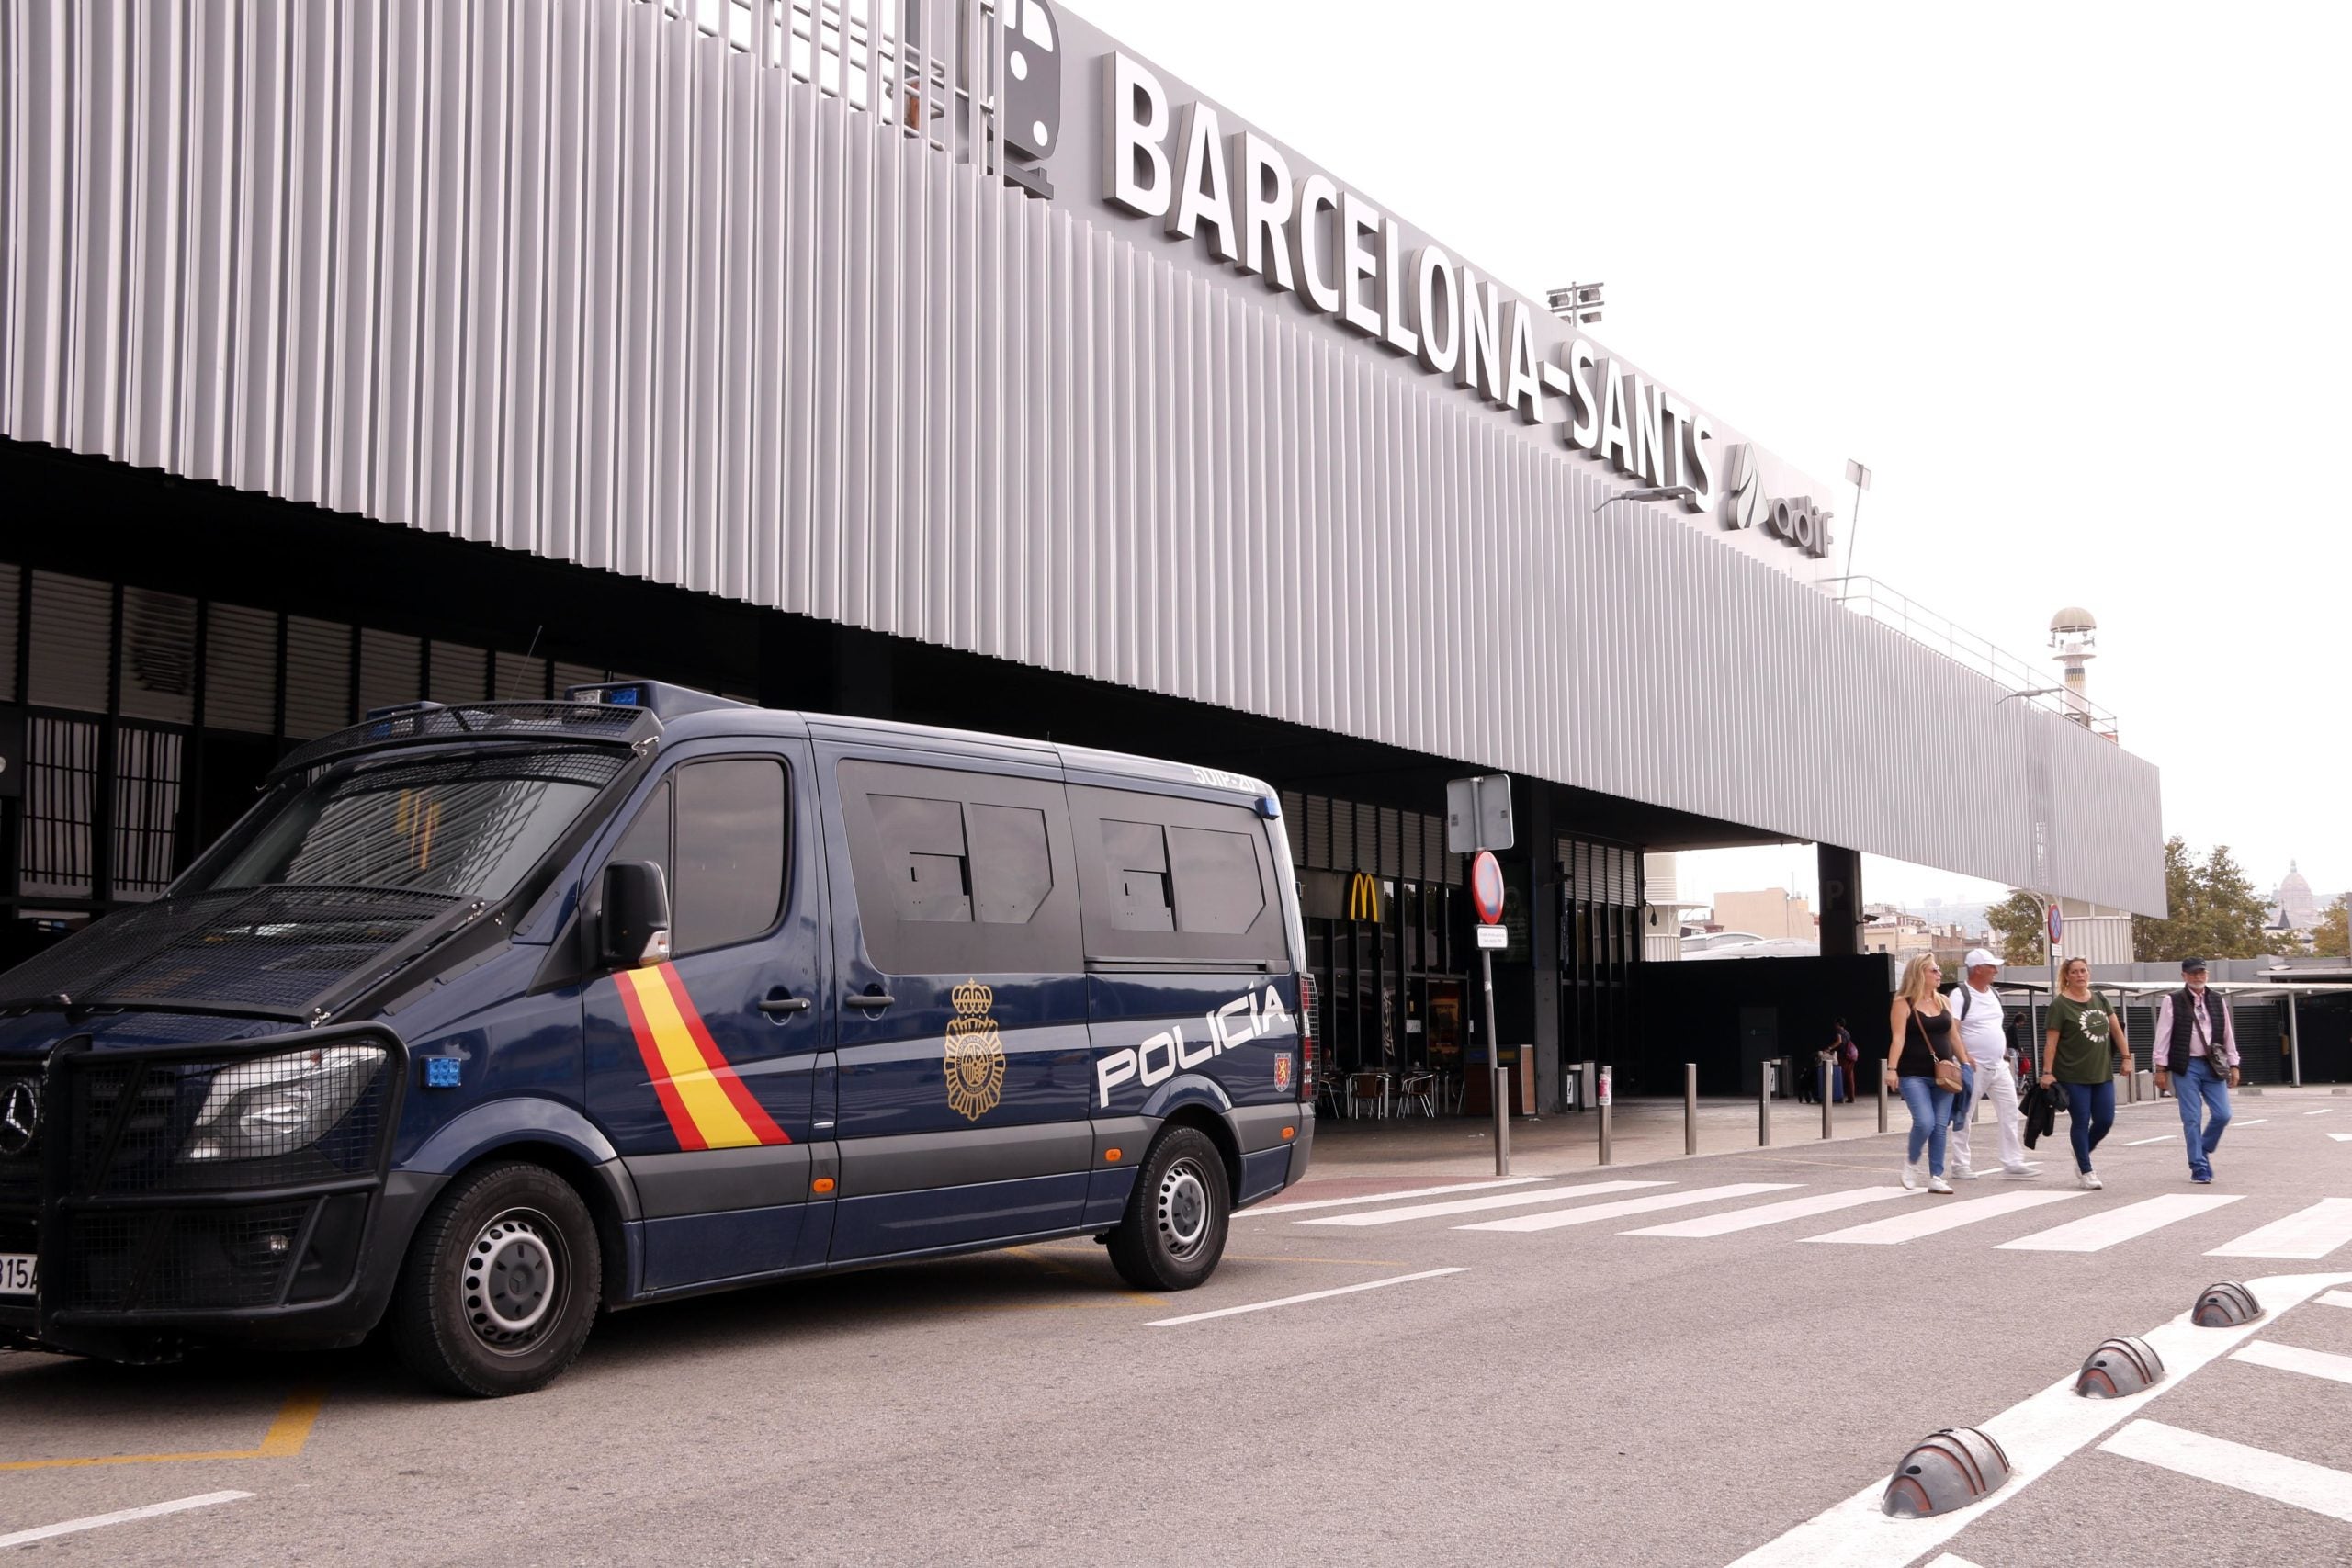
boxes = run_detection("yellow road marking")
[0,1386,326,1472]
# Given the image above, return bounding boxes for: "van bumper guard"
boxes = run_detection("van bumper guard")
[8,1026,408,1358]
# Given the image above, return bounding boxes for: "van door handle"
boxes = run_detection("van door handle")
[759,994,811,1016]
[843,991,896,1011]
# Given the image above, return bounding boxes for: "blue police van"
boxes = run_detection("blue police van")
[0,682,1314,1394]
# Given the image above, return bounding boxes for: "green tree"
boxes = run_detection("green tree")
[2314,895,2350,960]
[2131,837,2290,962]
[1986,888,2047,964]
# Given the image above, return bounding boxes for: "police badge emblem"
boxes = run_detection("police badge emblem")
[1272,1052,1293,1093]
[944,979,1007,1122]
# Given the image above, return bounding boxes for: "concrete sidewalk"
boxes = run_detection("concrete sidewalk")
[1298,1082,2352,1186]
[1303,1093,1900,1180]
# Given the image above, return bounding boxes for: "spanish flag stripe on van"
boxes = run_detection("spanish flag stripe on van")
[614,966,790,1149]
[652,961,789,1145]
[614,967,706,1152]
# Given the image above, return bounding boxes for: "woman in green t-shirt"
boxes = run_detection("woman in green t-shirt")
[2039,956,2132,1189]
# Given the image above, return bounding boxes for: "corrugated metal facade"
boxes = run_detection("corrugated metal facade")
[0,0,2165,913]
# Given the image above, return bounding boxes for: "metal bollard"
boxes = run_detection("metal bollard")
[1758,1063,1772,1147]
[1878,1061,1889,1133]
[1684,1063,1698,1156]
[1599,1066,1613,1165]
[1821,1059,1834,1140]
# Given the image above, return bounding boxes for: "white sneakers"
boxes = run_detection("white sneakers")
[1901,1162,1921,1192]
[1951,1164,1980,1181]
[2001,1162,2040,1179]
[1927,1175,1955,1195]
[2077,1169,2104,1190]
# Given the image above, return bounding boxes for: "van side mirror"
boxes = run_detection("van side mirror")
[600,860,673,969]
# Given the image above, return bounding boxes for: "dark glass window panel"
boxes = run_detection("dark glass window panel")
[967,802,1052,926]
[1168,825,1263,935]
[673,759,786,954]
[870,794,973,922]
[1103,818,1174,931]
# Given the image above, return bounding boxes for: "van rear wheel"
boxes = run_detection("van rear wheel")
[390,1161,602,1397]
[1108,1127,1229,1292]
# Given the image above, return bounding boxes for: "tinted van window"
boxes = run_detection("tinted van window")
[838,761,1079,975]
[1070,786,1285,967]
[608,758,787,957]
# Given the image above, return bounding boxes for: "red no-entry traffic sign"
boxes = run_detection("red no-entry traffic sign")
[1471,850,1505,925]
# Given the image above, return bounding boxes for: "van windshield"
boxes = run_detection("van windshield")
[198,750,627,903]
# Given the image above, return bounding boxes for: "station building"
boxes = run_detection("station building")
[0,0,2165,1105]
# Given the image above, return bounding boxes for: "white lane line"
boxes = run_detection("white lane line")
[1458,1182,1798,1234]
[1146,1268,1466,1326]
[1238,1175,1545,1217]
[1997,1193,2245,1253]
[0,1492,253,1551]
[1923,1556,1992,1568]
[2309,1109,2335,1115]
[2125,1134,2176,1146]
[1304,1179,1667,1228]
[2329,1134,2352,1144]
[2209,1198,2352,1259]
[1626,1186,1906,1238]
[2235,1119,2268,1128]
[1724,1269,2352,1568]
[1804,1190,2081,1246]
[2326,1291,2352,1311]
[2232,1339,2352,1387]
[2098,1419,2352,1524]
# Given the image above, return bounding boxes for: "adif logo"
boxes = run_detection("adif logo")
[1719,443,1833,559]
[1095,986,1295,1107]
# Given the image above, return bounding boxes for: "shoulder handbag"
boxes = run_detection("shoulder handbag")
[1914,1006,1965,1093]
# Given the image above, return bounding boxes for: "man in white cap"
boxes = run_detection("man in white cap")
[1947,947,2037,1179]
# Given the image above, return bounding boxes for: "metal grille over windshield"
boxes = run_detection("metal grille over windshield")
[210,752,624,902]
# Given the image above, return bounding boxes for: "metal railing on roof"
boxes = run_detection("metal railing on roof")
[1822,576,2120,740]
[647,0,1036,181]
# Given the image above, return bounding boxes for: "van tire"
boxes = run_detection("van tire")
[390,1161,602,1398]
[1107,1127,1229,1292]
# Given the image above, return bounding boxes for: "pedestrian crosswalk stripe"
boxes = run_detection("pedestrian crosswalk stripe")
[2235,1119,2268,1127]
[1996,1193,2245,1253]
[2207,1197,2352,1259]
[1624,1186,1907,1238]
[2098,1419,2352,1524]
[2321,1291,2352,1311]
[2124,1134,2174,1145]
[1804,1190,2082,1246]
[1456,1182,1797,1234]
[1241,1175,1545,1218]
[2329,1134,2352,1143]
[2231,1339,2352,1387]
[1301,1179,1667,1228]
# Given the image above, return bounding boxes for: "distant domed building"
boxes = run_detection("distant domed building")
[2274,863,2321,933]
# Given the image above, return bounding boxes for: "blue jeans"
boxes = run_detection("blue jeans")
[1899,1075,1956,1175]
[2061,1079,2116,1173]
[1947,1065,1976,1132]
[2175,1057,2233,1179]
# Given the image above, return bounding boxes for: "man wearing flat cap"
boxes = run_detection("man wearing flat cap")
[2154,959,2237,1184]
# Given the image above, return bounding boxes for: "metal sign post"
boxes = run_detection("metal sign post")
[1469,847,1510,1176]
[1598,1066,1613,1165]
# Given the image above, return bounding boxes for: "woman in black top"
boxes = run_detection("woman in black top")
[1885,954,1962,1193]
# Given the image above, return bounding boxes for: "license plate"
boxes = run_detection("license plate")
[0,1253,35,1296]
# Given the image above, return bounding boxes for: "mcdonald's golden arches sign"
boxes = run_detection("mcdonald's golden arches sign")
[1347,873,1384,922]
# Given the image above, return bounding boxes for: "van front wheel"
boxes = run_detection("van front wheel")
[1108,1127,1229,1292]
[390,1161,602,1397]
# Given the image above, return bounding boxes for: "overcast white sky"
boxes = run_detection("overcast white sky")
[1072,0,2350,911]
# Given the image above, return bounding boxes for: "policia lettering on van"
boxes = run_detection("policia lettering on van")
[0,683,1313,1395]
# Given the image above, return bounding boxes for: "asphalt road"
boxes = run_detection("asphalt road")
[5,1091,2350,1567]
